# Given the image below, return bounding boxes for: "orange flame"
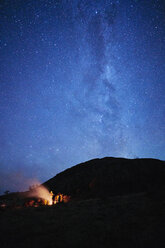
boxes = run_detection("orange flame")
[29,185,53,205]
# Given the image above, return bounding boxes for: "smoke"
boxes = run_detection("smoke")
[0,162,49,196]
[0,162,52,203]
[28,182,52,204]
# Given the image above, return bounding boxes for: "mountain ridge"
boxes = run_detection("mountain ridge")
[44,157,165,199]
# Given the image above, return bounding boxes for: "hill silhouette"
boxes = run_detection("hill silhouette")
[44,157,165,199]
[1,157,165,248]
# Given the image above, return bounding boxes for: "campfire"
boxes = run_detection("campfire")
[28,184,53,204]
[25,185,70,207]
[0,185,70,209]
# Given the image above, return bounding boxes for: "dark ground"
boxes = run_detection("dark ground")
[1,192,165,248]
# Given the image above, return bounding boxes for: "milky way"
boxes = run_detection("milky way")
[0,0,165,193]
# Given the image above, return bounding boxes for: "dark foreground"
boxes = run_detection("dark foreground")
[1,193,165,248]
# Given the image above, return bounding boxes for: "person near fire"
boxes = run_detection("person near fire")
[50,191,54,204]
[58,194,61,203]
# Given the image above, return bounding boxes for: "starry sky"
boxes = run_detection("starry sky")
[0,0,165,194]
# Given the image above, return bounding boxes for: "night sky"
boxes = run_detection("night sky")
[0,0,165,194]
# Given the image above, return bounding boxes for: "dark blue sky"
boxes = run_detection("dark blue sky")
[0,0,165,193]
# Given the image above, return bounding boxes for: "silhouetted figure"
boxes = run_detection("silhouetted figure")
[52,194,55,204]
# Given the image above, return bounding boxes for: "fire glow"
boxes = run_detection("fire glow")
[0,181,71,209]
[29,185,53,205]
[28,186,70,206]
